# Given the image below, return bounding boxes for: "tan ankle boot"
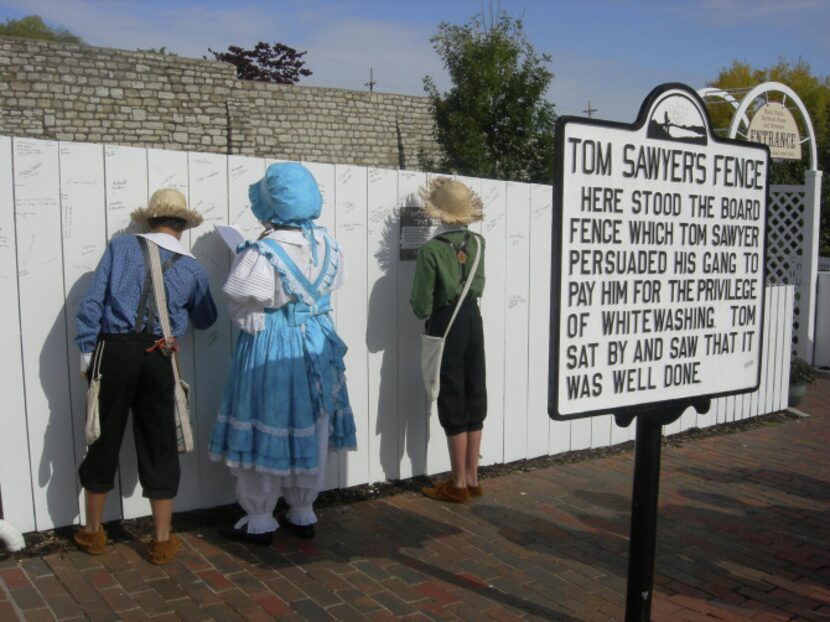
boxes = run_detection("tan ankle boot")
[422,480,470,503]
[467,483,483,498]
[74,527,107,555]
[147,534,182,565]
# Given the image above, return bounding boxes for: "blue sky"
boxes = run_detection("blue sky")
[1,0,828,121]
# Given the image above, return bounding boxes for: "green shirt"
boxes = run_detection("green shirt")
[410,229,486,320]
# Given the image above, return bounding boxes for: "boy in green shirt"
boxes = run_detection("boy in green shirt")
[410,177,487,503]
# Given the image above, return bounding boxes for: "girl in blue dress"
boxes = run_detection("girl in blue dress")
[209,162,356,542]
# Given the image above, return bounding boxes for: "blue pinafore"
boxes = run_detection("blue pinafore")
[209,236,357,476]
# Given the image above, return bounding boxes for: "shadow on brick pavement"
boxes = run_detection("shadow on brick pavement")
[2,375,830,620]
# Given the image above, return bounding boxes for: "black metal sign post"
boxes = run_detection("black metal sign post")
[615,399,709,621]
[549,83,768,621]
[627,412,664,622]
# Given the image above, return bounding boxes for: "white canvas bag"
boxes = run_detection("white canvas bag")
[421,235,480,401]
[84,342,106,445]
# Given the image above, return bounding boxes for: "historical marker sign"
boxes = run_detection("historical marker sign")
[549,83,769,420]
[399,205,438,260]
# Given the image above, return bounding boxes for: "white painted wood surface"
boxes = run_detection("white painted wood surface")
[0,137,795,531]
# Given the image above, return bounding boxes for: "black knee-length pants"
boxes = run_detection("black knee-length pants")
[78,333,180,499]
[427,298,487,436]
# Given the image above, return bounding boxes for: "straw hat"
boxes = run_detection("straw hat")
[419,177,483,225]
[131,188,203,229]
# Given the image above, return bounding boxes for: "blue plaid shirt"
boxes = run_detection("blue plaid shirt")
[75,235,218,353]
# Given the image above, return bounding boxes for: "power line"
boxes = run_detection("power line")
[583,100,597,118]
[364,67,376,92]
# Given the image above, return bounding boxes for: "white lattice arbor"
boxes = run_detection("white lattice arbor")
[700,82,823,361]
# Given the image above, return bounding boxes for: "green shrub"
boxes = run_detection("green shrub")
[790,357,817,385]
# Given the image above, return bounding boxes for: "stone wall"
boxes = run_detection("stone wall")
[0,36,440,169]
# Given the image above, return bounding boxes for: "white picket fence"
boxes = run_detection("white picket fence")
[0,136,793,533]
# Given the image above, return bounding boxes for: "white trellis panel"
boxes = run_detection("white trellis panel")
[0,136,35,532]
[767,184,814,359]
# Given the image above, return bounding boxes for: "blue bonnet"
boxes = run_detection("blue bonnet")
[249,162,324,264]
[249,162,322,225]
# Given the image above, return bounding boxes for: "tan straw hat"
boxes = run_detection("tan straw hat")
[130,188,203,230]
[419,177,483,225]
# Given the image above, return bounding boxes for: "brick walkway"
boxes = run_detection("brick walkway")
[2,377,830,621]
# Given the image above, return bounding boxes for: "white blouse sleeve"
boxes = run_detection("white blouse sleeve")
[223,247,276,334]
[329,238,347,293]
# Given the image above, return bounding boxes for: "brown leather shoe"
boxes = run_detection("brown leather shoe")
[422,480,469,503]
[147,534,182,565]
[73,528,107,555]
[467,483,483,498]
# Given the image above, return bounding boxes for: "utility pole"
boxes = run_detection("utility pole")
[583,100,597,118]
[365,67,376,93]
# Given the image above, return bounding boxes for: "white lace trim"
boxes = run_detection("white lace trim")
[215,414,317,437]
[210,453,320,477]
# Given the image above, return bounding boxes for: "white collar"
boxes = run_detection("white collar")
[136,232,195,258]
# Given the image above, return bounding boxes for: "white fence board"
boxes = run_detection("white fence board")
[148,149,201,514]
[366,168,399,482]
[188,151,235,510]
[14,137,78,530]
[503,182,531,462]
[334,165,370,488]
[0,137,795,531]
[228,156,266,239]
[102,144,148,520]
[0,136,35,531]
[397,170,429,479]
[479,179,506,466]
[59,142,112,525]
[302,161,340,490]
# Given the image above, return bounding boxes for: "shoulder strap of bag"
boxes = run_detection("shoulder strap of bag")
[145,241,185,379]
[441,234,481,340]
[136,237,181,333]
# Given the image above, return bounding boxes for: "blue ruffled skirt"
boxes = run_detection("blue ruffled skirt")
[209,307,356,475]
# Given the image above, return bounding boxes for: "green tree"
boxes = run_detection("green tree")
[423,9,555,183]
[209,42,311,84]
[0,15,83,44]
[706,58,830,253]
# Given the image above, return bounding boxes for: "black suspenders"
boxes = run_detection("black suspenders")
[435,231,475,279]
[135,237,182,334]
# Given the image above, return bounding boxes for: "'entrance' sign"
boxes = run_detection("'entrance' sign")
[549,83,769,420]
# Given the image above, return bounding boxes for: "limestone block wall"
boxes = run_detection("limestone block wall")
[0,36,439,169]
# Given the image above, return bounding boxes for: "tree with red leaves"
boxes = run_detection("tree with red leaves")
[209,42,312,84]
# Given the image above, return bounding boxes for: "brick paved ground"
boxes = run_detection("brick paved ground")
[2,376,830,621]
